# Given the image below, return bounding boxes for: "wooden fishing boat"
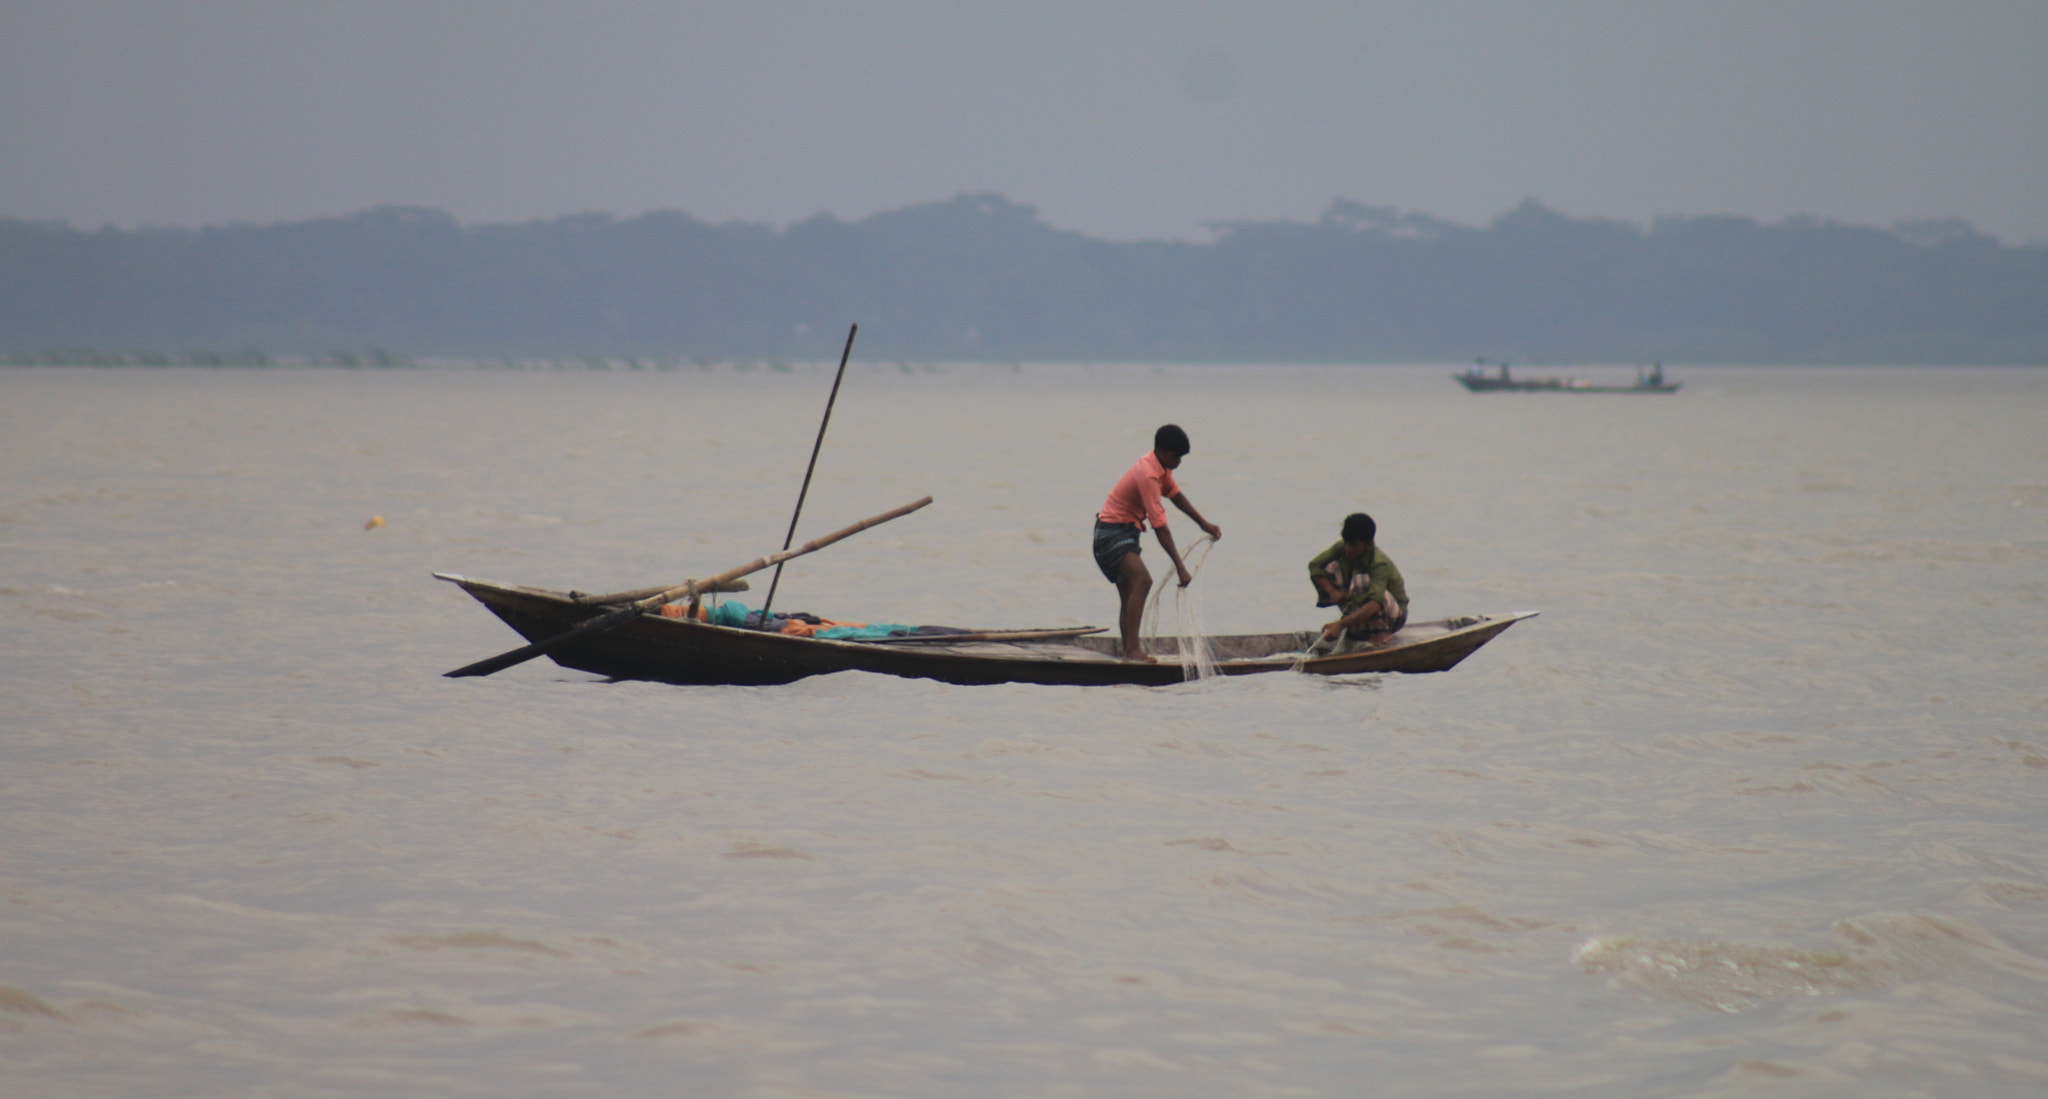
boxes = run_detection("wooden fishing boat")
[435,572,1536,687]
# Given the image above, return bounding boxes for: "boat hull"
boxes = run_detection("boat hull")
[435,574,1535,687]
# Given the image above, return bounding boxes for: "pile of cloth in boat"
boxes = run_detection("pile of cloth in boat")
[659,600,967,641]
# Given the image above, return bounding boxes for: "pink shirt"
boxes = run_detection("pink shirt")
[1097,451,1180,530]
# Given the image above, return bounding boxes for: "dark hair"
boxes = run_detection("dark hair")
[1154,423,1191,454]
[1341,512,1376,544]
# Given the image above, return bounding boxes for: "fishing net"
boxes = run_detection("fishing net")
[1143,534,1217,681]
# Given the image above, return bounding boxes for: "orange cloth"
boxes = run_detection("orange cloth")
[657,604,709,621]
[1097,451,1179,530]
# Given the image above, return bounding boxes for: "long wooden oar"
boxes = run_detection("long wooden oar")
[444,495,932,678]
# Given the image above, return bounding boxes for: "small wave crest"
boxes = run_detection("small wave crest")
[1574,912,2048,1013]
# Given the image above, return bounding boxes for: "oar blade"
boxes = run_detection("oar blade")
[444,645,546,679]
[443,602,640,677]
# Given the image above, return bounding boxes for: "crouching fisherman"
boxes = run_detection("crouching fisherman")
[1309,512,1408,648]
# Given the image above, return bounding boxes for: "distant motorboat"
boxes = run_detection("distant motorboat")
[1455,361,1680,394]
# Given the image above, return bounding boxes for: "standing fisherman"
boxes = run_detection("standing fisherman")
[1092,424,1222,662]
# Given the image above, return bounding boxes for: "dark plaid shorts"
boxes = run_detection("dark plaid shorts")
[1092,519,1143,583]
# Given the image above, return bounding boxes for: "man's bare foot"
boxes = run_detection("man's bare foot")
[1121,649,1157,663]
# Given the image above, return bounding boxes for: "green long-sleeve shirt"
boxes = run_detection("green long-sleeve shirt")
[1307,541,1408,614]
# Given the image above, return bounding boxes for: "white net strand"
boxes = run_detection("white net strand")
[1142,534,1216,681]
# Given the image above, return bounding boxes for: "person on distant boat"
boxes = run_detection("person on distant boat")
[1094,423,1222,663]
[1648,361,1664,385]
[1308,512,1409,647]
[1499,362,1511,381]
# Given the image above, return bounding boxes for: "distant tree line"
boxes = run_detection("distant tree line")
[3,194,2043,363]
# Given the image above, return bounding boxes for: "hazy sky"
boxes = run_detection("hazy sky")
[3,1,2045,243]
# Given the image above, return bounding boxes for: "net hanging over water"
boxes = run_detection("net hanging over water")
[1144,534,1217,681]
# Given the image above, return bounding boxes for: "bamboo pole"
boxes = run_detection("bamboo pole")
[759,322,858,624]
[569,578,750,606]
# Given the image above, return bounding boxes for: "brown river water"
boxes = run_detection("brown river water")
[3,362,2046,1097]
